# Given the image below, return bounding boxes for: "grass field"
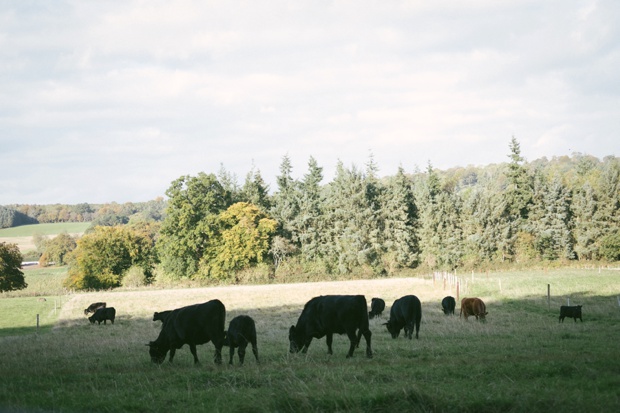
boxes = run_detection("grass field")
[0,222,90,252]
[0,268,618,412]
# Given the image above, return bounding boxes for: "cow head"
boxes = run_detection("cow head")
[87,315,95,324]
[147,341,167,364]
[288,325,303,353]
[383,320,400,339]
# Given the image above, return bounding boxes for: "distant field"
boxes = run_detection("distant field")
[0,222,90,252]
[0,222,91,237]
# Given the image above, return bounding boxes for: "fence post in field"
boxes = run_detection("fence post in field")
[36,314,39,333]
[567,297,570,306]
[547,284,551,309]
[456,281,460,302]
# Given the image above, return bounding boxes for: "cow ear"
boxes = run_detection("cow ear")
[289,325,295,334]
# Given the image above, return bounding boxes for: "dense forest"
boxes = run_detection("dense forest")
[3,138,620,290]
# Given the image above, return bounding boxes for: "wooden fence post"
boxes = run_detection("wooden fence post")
[547,284,551,309]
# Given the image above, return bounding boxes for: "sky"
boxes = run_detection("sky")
[1,0,619,205]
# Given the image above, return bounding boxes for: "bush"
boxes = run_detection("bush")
[122,266,148,288]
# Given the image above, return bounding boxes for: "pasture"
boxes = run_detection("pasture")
[0,268,619,412]
[0,222,90,252]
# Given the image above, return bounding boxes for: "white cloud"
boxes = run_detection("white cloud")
[0,0,619,204]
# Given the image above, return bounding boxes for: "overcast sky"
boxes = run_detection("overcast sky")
[1,0,619,205]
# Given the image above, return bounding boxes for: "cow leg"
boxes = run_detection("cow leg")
[345,330,357,358]
[251,340,259,363]
[362,329,373,358]
[238,342,247,365]
[229,346,235,365]
[189,344,200,364]
[406,323,413,339]
[326,333,334,355]
[301,339,312,354]
[168,348,176,363]
[213,343,223,365]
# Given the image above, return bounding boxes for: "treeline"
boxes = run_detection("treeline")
[155,138,620,285]
[26,138,620,290]
[0,206,38,228]
[0,198,167,229]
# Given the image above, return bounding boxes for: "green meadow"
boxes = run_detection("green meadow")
[0,267,618,412]
[0,222,91,237]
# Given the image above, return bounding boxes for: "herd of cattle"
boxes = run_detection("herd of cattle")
[82,294,584,365]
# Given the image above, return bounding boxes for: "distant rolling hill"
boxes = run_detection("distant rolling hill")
[0,222,91,252]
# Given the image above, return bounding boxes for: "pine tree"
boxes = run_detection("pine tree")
[381,166,419,270]
[270,155,300,239]
[295,157,324,263]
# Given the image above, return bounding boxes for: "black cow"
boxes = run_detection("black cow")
[88,307,116,325]
[84,302,106,315]
[289,295,372,358]
[223,315,259,365]
[147,300,226,365]
[385,295,422,339]
[153,310,172,323]
[559,305,583,323]
[441,296,456,315]
[368,297,386,319]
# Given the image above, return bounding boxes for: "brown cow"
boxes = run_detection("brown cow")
[84,302,106,316]
[460,297,488,321]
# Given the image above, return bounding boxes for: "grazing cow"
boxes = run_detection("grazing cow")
[559,305,583,323]
[384,295,422,339]
[84,302,106,316]
[88,307,116,325]
[147,300,226,365]
[223,315,259,365]
[153,310,173,323]
[368,297,386,319]
[441,296,456,315]
[289,295,372,358]
[460,297,488,321]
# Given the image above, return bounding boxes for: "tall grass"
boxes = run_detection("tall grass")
[0,268,619,412]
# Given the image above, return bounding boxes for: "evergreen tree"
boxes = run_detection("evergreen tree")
[461,187,502,265]
[572,182,600,260]
[240,167,271,212]
[295,157,324,263]
[497,137,533,261]
[381,166,419,270]
[270,155,300,239]
[527,172,574,260]
[321,161,383,273]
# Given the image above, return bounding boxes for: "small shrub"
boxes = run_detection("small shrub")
[122,266,148,288]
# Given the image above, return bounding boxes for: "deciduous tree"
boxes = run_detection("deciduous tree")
[0,242,27,293]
